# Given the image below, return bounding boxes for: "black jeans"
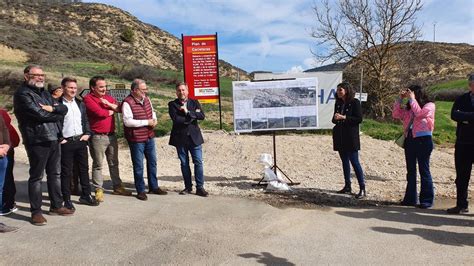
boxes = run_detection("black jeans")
[25,141,63,214]
[2,148,16,210]
[61,139,92,199]
[454,143,474,209]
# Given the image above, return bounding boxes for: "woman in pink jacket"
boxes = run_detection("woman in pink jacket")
[392,85,435,209]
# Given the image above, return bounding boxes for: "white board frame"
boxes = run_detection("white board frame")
[232,78,319,133]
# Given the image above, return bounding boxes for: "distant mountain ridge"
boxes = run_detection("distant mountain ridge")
[0,1,247,79]
[347,41,474,87]
[306,42,474,87]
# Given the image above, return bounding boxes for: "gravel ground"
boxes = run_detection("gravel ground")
[14,130,466,208]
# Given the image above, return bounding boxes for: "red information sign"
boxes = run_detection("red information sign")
[182,34,220,103]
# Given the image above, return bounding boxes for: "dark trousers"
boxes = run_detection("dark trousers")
[403,135,434,207]
[338,150,365,190]
[176,145,204,189]
[71,162,81,195]
[2,148,16,210]
[454,143,474,209]
[61,140,91,200]
[25,141,63,214]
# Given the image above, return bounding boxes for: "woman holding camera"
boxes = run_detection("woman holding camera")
[332,82,366,199]
[392,85,436,208]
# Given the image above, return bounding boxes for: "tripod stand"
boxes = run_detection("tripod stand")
[255,131,300,186]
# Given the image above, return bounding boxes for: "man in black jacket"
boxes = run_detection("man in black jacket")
[447,74,474,214]
[14,65,74,226]
[58,77,99,211]
[168,82,208,197]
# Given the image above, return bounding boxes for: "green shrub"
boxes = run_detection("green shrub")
[120,27,135,43]
[108,64,127,76]
[120,64,179,85]
[27,51,48,64]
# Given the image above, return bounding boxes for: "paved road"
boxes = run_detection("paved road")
[1,163,473,265]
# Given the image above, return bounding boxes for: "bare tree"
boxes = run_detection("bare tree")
[311,0,422,118]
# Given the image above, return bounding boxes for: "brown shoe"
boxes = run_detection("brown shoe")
[113,185,132,196]
[149,187,168,195]
[136,192,148,201]
[31,213,47,226]
[49,207,74,216]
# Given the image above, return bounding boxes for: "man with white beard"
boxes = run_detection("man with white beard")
[14,65,74,226]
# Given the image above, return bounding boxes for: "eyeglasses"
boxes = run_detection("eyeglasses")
[28,73,46,78]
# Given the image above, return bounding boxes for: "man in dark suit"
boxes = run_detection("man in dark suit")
[447,73,474,214]
[168,82,208,197]
[58,77,99,211]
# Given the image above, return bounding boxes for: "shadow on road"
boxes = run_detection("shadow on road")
[336,207,474,227]
[215,179,394,208]
[238,252,295,265]
[372,227,474,247]
[336,207,474,247]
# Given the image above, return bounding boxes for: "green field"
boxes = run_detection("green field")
[429,78,467,92]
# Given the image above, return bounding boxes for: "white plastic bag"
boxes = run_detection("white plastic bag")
[259,153,290,191]
[263,168,277,181]
[259,153,273,167]
[266,180,290,191]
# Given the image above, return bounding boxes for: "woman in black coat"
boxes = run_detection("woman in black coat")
[332,82,366,199]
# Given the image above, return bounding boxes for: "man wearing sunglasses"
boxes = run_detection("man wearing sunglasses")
[14,65,74,226]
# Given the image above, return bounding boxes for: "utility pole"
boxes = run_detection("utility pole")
[433,21,437,42]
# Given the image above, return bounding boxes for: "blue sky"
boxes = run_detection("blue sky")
[87,0,473,73]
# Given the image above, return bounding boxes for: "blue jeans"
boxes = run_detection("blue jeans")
[176,145,204,189]
[338,150,365,190]
[0,156,8,209]
[128,138,158,193]
[403,135,434,207]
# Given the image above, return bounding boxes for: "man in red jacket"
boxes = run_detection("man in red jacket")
[0,109,20,216]
[83,76,131,202]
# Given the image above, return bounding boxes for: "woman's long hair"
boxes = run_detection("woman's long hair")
[336,82,355,102]
[406,84,434,110]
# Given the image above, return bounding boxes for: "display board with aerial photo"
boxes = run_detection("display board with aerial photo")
[232,78,318,132]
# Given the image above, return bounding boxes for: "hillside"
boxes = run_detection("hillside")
[343,41,474,87]
[0,1,247,79]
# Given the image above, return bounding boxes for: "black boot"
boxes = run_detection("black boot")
[337,185,351,194]
[355,189,366,199]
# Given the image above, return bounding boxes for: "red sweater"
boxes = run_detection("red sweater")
[0,109,20,147]
[83,93,116,134]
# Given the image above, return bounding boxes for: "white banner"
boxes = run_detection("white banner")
[232,78,318,132]
[253,71,342,129]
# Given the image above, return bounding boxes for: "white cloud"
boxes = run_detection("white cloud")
[88,0,317,72]
[416,0,474,44]
[286,66,304,73]
[303,57,320,69]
